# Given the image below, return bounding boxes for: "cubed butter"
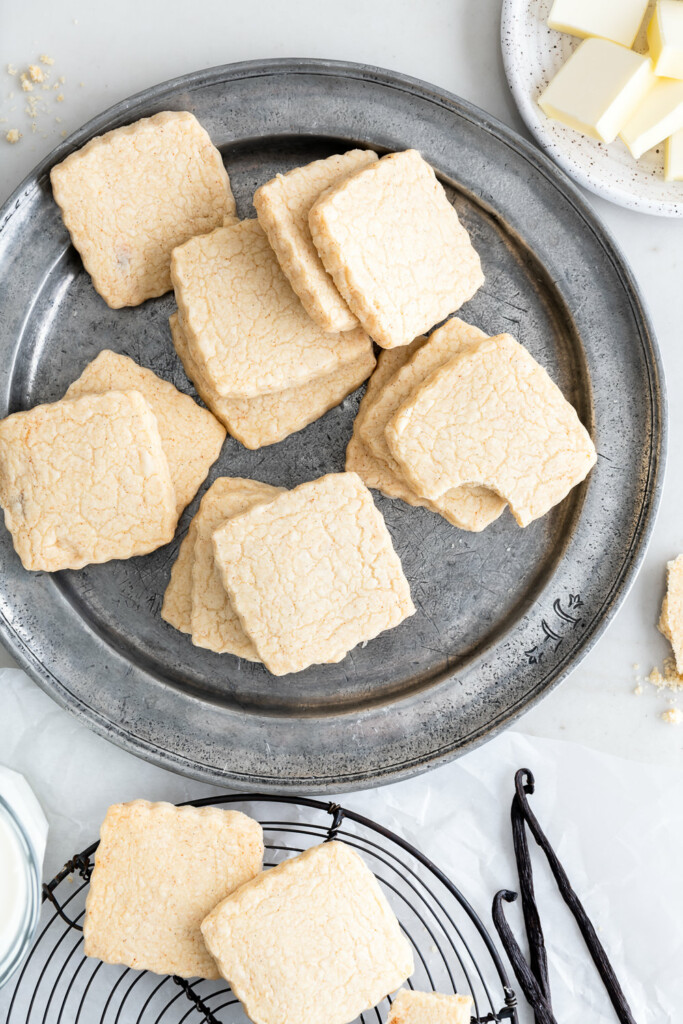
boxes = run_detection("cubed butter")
[665,126,683,179]
[621,77,683,157]
[648,1,683,80]
[538,39,655,144]
[548,0,649,48]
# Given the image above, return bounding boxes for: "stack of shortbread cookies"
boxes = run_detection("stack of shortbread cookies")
[347,319,597,530]
[82,799,472,1024]
[0,351,225,571]
[162,471,415,674]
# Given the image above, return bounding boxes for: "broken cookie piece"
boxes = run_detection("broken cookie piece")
[170,312,375,448]
[254,149,377,332]
[359,318,506,532]
[658,554,683,674]
[0,391,176,571]
[212,472,415,675]
[190,478,284,658]
[308,149,484,348]
[50,111,235,308]
[65,349,225,515]
[171,220,372,400]
[386,334,596,527]
[201,841,414,1024]
[84,800,263,978]
[388,990,473,1024]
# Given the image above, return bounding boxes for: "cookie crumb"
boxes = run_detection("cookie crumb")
[28,64,44,83]
[7,64,17,76]
[634,684,643,696]
[632,662,640,671]
[56,93,64,103]
[5,128,21,143]
[40,55,55,66]
[20,74,33,92]
[662,707,683,725]
[648,658,683,692]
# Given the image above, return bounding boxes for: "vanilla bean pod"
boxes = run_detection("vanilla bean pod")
[519,768,636,1023]
[492,889,558,1024]
[511,789,551,1024]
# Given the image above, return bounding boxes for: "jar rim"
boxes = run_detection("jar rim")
[0,793,42,989]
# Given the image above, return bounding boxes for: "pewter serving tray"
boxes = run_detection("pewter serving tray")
[0,60,665,792]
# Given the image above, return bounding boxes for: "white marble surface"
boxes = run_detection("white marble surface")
[0,1,681,1017]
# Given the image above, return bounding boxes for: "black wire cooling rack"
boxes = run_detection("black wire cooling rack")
[3,794,519,1024]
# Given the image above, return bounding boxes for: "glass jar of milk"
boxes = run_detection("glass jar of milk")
[0,767,48,988]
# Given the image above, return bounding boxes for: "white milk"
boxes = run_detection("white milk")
[0,807,29,962]
[0,767,47,988]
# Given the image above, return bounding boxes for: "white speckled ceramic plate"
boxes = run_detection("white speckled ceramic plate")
[501,0,683,217]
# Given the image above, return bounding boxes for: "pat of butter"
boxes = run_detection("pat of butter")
[539,39,655,144]
[548,0,649,48]
[648,1,683,80]
[621,77,683,157]
[665,126,683,179]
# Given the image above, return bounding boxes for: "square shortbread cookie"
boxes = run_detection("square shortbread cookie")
[659,555,683,674]
[212,472,415,675]
[160,519,199,634]
[170,220,372,399]
[201,841,414,1024]
[83,800,263,979]
[253,149,378,332]
[0,391,176,571]
[386,334,597,527]
[170,312,375,448]
[51,111,236,308]
[65,350,225,515]
[190,478,283,658]
[388,990,473,1024]
[308,149,484,349]
[359,318,506,532]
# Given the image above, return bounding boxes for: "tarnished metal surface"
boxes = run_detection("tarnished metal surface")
[0,60,666,791]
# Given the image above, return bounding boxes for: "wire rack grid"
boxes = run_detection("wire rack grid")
[3,793,519,1024]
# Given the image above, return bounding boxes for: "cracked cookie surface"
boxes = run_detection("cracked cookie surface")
[309,149,484,349]
[170,312,375,448]
[171,220,372,399]
[387,334,597,527]
[190,477,283,658]
[66,349,225,514]
[84,800,263,979]
[0,390,176,571]
[201,841,414,1024]
[212,472,415,675]
[360,318,506,532]
[51,111,235,308]
[254,149,377,332]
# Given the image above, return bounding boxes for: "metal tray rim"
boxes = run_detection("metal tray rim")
[0,57,667,793]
